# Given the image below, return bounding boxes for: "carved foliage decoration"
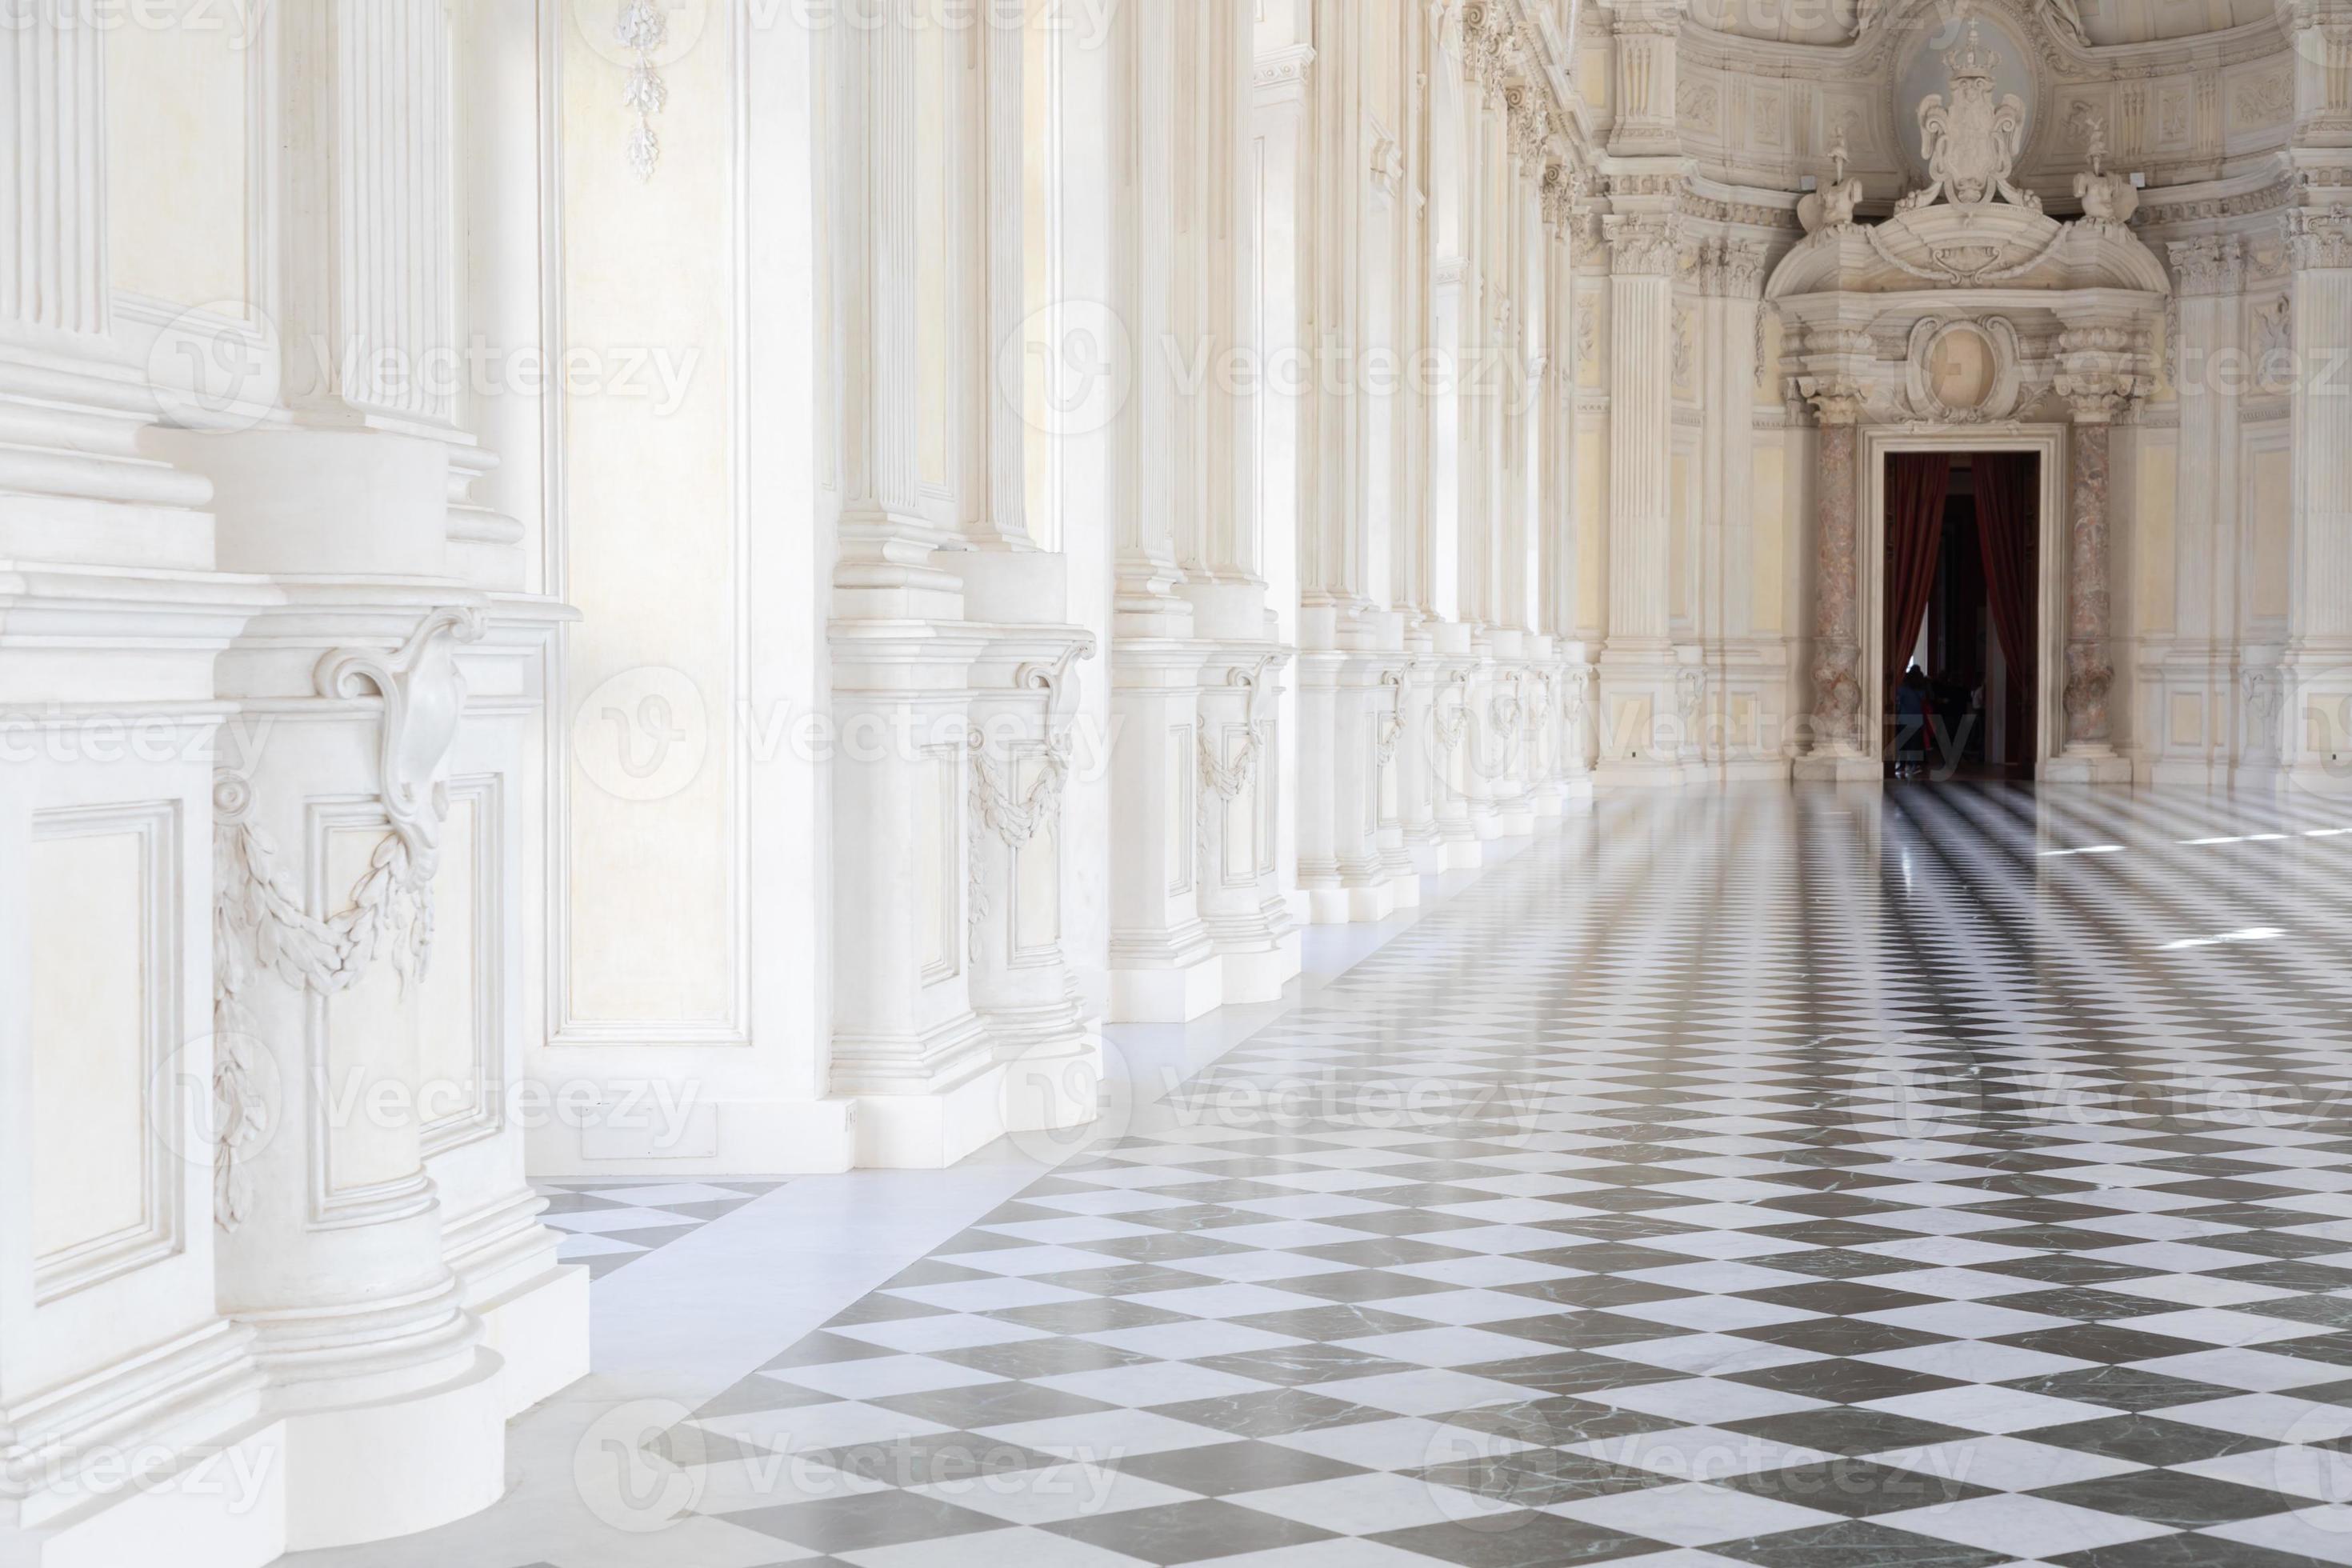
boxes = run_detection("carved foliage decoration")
[210,606,486,1231]
[968,733,1074,964]
[1198,656,1274,888]
[617,0,670,179]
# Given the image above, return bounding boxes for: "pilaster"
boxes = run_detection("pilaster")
[1792,384,1876,781]
[1594,210,1687,786]
[2146,235,2249,787]
[2286,204,2352,789]
[2046,328,2149,784]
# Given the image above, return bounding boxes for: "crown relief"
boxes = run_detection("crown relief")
[1894,14,2041,214]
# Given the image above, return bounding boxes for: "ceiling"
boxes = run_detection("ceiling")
[1686,0,2280,48]
[2074,0,2278,46]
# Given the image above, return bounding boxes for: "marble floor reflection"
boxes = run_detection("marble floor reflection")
[293,785,2352,1568]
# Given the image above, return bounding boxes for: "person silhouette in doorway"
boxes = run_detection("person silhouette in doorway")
[1895,665,1932,778]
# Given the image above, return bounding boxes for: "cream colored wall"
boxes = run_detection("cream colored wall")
[106,1,250,310]
[2136,434,2178,638]
[2249,441,2293,622]
[559,10,738,1032]
[1753,442,1786,636]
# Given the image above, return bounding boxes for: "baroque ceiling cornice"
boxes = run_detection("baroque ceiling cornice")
[1676,0,2294,84]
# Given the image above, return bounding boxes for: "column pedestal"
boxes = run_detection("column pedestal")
[1106,639,1223,1022]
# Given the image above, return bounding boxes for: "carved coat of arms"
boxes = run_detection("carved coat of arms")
[1896,19,2040,215]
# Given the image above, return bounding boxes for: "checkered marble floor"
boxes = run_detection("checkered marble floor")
[652,786,2352,1567]
[538,1178,790,1279]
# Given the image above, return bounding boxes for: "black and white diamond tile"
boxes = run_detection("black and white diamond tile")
[537,1178,788,1280]
[444,786,2352,1568]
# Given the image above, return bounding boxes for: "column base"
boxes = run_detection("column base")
[1793,750,1882,783]
[1108,929,1225,1022]
[1438,829,1484,869]
[280,1348,509,1550]
[997,1025,1106,1138]
[1705,758,1798,783]
[1594,757,1690,789]
[474,1262,591,1418]
[849,1058,1015,1168]
[15,1419,288,1568]
[2042,749,2134,785]
[1217,930,1304,1002]
[2285,760,2352,795]
[1306,879,1396,925]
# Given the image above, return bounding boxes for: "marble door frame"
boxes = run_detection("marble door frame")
[1858,424,2070,774]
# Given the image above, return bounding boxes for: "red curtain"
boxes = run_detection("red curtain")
[1974,453,2040,756]
[1884,454,1952,698]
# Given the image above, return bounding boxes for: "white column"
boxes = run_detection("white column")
[1106,0,1221,1021]
[822,11,974,1129]
[1594,212,1686,784]
[2152,237,2246,787]
[0,17,280,1565]
[154,4,575,1546]
[1182,0,1298,994]
[1698,238,1776,778]
[2284,208,2352,789]
[0,12,106,341]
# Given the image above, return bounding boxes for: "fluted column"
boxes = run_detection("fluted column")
[1699,239,1769,775]
[1108,0,1220,1018]
[1594,213,1686,784]
[824,14,999,1145]
[274,0,459,429]
[2287,206,2352,788]
[2150,237,2246,786]
[0,11,107,342]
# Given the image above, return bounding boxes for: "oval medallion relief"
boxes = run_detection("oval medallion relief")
[1927,325,1997,411]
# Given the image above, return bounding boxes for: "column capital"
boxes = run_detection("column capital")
[1797,376,1866,426]
[1506,85,1555,170]
[2056,326,2154,422]
[2168,234,2246,296]
[1603,214,1682,276]
[2290,205,2352,270]
[1699,238,1768,299]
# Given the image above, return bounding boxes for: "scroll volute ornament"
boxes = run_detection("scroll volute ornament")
[315,606,489,885]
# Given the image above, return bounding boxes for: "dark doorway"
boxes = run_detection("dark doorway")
[1884,453,2038,781]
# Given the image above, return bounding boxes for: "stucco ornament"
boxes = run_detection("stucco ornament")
[1897,16,2041,215]
[2073,118,2138,226]
[2038,0,2091,48]
[1797,128,1864,236]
